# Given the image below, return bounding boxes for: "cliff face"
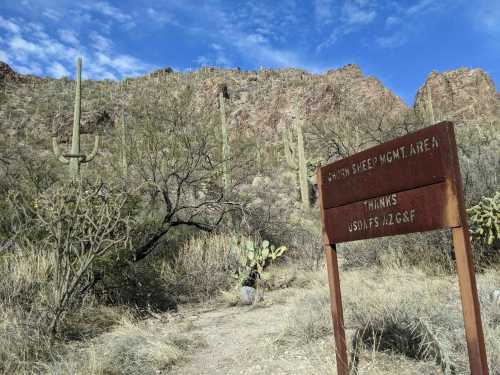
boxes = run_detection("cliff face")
[0,62,409,144]
[414,68,500,123]
[180,63,407,140]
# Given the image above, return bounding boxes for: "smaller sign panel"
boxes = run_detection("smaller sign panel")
[323,182,460,243]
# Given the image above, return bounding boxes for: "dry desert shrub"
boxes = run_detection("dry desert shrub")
[278,267,500,374]
[339,230,456,274]
[159,232,244,301]
[0,244,57,374]
[0,306,55,375]
[44,315,204,375]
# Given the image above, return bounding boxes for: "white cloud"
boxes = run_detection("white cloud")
[95,51,154,77]
[1,12,152,81]
[316,0,376,52]
[314,0,335,25]
[16,62,43,76]
[81,1,132,23]
[195,55,210,66]
[376,33,407,48]
[406,0,436,16]
[342,0,376,25]
[40,39,80,62]
[9,36,46,60]
[376,0,450,49]
[385,16,401,28]
[90,32,112,51]
[47,62,70,77]
[58,29,79,45]
[146,7,175,26]
[43,9,63,21]
[475,1,500,33]
[234,33,318,70]
[0,16,21,34]
[0,50,10,64]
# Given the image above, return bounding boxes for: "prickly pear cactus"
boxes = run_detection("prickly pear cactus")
[236,239,287,285]
[467,191,500,246]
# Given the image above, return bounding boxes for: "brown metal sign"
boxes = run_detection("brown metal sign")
[317,122,489,375]
[323,181,460,243]
[320,122,454,209]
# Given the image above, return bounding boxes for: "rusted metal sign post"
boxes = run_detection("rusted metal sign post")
[317,122,489,375]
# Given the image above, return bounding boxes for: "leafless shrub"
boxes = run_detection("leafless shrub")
[10,182,130,335]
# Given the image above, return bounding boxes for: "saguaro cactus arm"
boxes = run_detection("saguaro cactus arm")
[51,137,70,164]
[81,135,100,163]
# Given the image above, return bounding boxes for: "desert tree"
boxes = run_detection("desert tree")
[126,85,238,261]
[307,83,418,162]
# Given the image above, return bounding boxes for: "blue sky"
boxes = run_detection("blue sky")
[0,0,499,105]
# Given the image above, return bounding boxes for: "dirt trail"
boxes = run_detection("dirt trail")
[169,286,442,375]
[170,290,337,375]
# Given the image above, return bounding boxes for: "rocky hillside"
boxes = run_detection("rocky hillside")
[0,62,406,142]
[414,67,500,123]
[1,61,498,149]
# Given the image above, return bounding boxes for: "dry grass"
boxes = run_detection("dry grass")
[0,245,56,374]
[159,232,245,301]
[44,315,205,375]
[278,264,500,374]
[0,243,131,374]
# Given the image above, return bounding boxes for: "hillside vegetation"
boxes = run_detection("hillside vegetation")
[0,61,499,374]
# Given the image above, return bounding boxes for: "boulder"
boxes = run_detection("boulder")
[240,286,257,305]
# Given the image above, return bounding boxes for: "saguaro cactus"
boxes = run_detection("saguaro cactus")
[52,58,99,181]
[282,101,309,209]
[218,87,230,195]
[427,84,435,124]
[121,109,128,183]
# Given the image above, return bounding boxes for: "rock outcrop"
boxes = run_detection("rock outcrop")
[0,61,19,82]
[414,68,500,122]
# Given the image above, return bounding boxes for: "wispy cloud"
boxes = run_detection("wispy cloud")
[385,16,401,28]
[0,50,10,64]
[42,9,62,21]
[47,62,70,77]
[376,0,450,49]
[314,0,335,25]
[342,0,376,25]
[58,29,79,45]
[90,32,112,51]
[316,0,377,52]
[190,2,324,72]
[376,32,406,48]
[0,15,21,34]
[146,7,176,26]
[80,1,132,23]
[0,15,154,80]
[474,1,500,33]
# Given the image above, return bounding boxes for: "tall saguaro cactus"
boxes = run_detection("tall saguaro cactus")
[52,58,99,181]
[282,101,310,209]
[218,88,230,195]
[427,84,435,124]
[121,109,128,184]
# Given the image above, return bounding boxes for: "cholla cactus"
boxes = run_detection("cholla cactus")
[467,191,500,246]
[52,58,99,181]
